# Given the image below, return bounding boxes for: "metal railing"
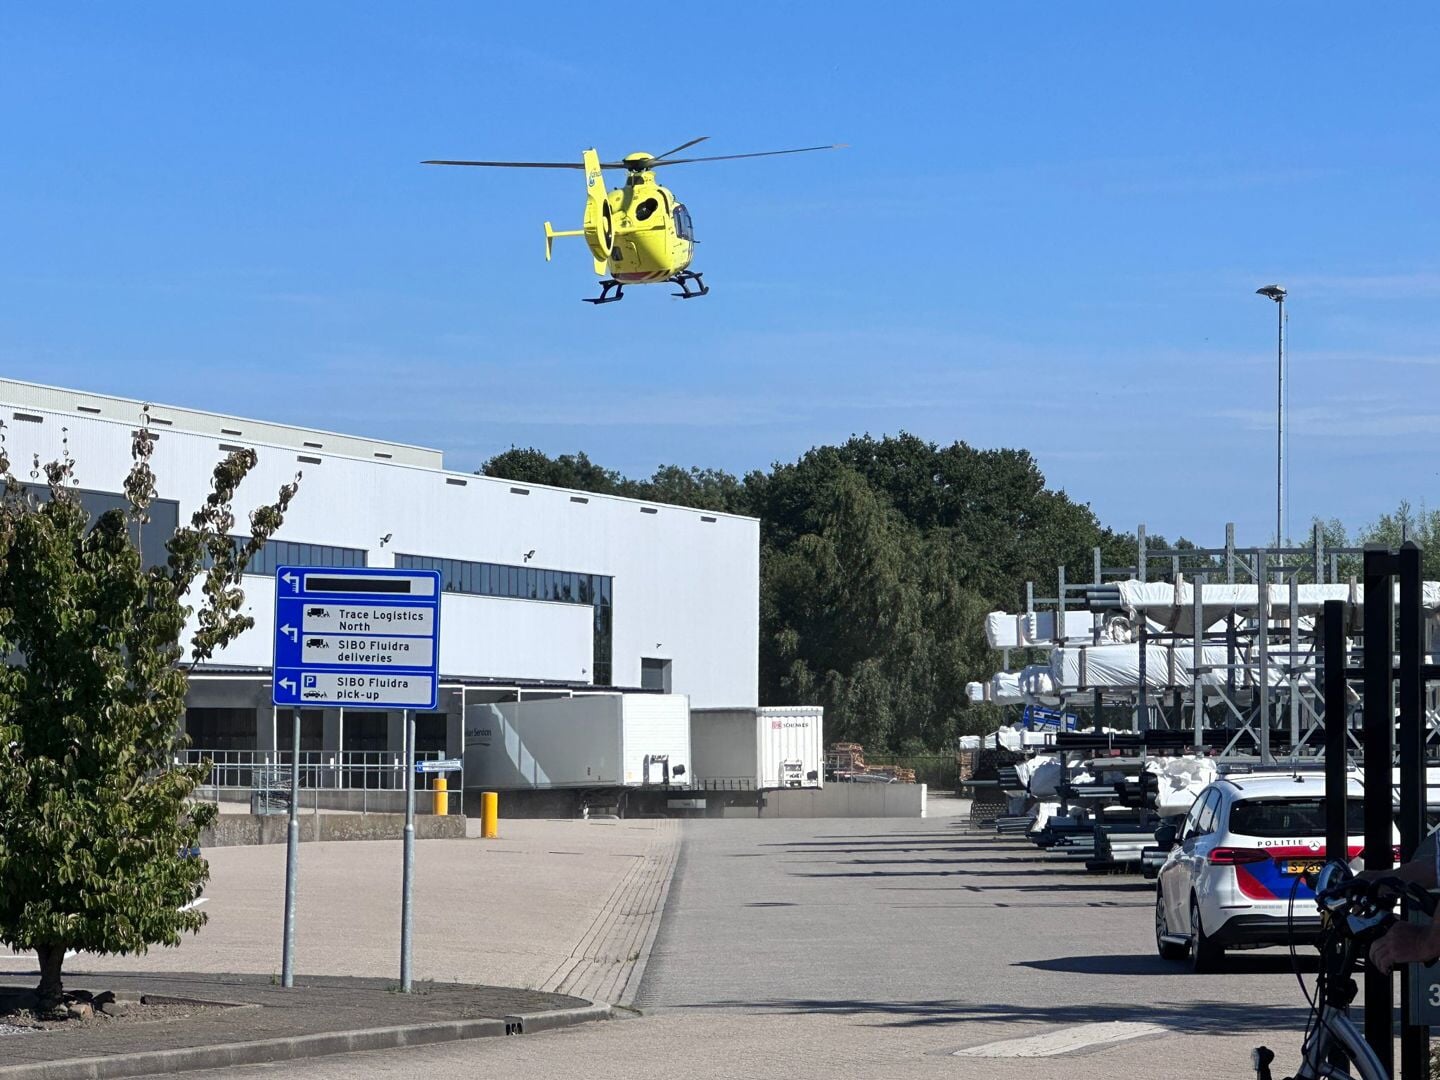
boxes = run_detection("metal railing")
[185,748,463,814]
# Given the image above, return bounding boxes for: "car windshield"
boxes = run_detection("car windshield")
[1228,797,1367,838]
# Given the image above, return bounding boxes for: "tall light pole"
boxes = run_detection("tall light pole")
[1257,284,1287,547]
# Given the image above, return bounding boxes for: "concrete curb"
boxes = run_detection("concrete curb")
[0,1003,611,1080]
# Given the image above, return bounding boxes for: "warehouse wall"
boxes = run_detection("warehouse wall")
[0,385,759,707]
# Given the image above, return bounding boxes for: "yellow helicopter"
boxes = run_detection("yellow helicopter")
[423,138,845,304]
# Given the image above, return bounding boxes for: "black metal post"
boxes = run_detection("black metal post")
[1362,545,1396,1074]
[1398,542,1429,1077]
[1322,600,1348,860]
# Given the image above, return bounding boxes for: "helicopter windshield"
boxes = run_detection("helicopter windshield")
[674,204,694,241]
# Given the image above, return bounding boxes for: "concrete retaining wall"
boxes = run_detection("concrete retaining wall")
[755,782,927,819]
[201,812,467,847]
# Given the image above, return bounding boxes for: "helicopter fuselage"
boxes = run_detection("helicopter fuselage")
[602,170,695,283]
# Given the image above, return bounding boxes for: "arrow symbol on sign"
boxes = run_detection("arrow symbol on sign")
[281,625,298,642]
[282,572,300,592]
[279,678,296,694]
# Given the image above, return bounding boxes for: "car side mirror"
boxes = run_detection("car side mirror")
[1154,822,1179,849]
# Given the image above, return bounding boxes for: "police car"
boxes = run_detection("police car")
[1154,773,1392,971]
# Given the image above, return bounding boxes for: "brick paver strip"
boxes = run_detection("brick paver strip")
[0,972,604,1079]
[540,818,680,1006]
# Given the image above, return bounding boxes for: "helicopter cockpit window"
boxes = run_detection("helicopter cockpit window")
[634,197,660,222]
[674,205,694,241]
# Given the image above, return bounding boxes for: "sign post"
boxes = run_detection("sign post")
[282,706,299,987]
[401,709,415,991]
[272,566,442,992]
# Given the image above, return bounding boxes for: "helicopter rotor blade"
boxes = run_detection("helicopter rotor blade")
[422,159,587,169]
[647,136,711,163]
[648,144,847,167]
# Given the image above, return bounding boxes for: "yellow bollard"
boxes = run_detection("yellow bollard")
[432,777,448,816]
[481,791,499,839]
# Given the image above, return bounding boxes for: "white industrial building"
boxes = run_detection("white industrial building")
[0,377,760,786]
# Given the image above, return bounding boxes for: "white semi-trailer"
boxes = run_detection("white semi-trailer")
[464,692,691,790]
[690,706,824,791]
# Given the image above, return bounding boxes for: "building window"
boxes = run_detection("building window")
[342,711,388,752]
[395,553,614,687]
[593,579,613,686]
[234,537,368,576]
[24,483,180,570]
[641,658,672,693]
[296,709,324,752]
[185,707,257,752]
[415,712,448,753]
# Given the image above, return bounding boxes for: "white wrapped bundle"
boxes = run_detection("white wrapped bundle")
[985,611,1021,649]
[1027,755,1062,798]
[990,672,1024,705]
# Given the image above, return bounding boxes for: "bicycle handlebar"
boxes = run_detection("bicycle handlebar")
[1315,865,1438,939]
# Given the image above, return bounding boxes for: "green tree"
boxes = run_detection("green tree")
[476,435,1144,752]
[479,447,625,495]
[0,420,298,1012]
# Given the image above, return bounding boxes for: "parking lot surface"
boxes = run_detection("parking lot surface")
[162,810,1319,1079]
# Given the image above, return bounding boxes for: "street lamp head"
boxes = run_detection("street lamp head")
[1256,284,1287,302]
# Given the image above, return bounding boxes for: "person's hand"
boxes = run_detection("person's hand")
[1370,921,1440,974]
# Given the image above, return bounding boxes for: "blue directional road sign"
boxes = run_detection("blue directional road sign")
[272,566,442,711]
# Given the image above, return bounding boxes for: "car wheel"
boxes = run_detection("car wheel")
[1155,891,1188,961]
[1189,895,1224,973]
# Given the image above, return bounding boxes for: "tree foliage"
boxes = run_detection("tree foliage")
[0,417,298,1011]
[481,433,1127,753]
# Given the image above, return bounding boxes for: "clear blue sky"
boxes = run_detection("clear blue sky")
[4,4,1440,546]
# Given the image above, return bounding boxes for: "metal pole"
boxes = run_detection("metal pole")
[1276,294,1285,547]
[1137,525,1148,734]
[282,706,300,988]
[1322,600,1347,858]
[1289,574,1301,755]
[1398,543,1429,1078]
[400,708,416,992]
[1362,546,1395,1074]
[1194,576,1205,749]
[1258,551,1271,765]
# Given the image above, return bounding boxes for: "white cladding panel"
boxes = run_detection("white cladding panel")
[620,694,691,785]
[690,706,824,790]
[757,706,824,789]
[463,695,623,788]
[0,389,758,706]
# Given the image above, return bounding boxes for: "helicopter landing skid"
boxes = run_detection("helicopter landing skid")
[669,271,709,299]
[583,280,625,305]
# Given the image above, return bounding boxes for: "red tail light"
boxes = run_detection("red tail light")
[1208,847,1270,865]
[1394,845,1403,864]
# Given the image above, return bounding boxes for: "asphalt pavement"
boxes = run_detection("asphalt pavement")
[167,806,1321,1079]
